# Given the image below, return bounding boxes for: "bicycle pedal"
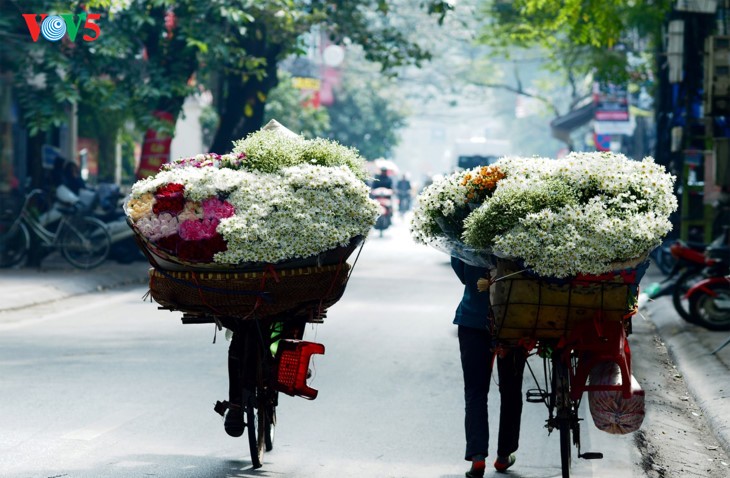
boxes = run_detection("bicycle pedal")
[526,388,548,403]
[579,452,603,460]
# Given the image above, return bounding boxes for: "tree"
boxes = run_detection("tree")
[206,0,454,153]
[470,0,672,151]
[479,0,671,84]
[2,1,454,182]
[264,71,331,139]
[326,63,407,160]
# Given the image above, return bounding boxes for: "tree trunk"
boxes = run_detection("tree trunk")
[209,69,280,153]
[209,29,282,153]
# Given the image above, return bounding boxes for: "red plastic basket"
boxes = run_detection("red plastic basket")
[274,340,325,400]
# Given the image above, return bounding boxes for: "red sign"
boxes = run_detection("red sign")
[593,82,629,122]
[136,111,174,179]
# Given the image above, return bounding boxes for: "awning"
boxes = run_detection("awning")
[550,103,596,144]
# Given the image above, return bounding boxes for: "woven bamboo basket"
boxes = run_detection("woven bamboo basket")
[148,263,351,319]
[488,257,649,343]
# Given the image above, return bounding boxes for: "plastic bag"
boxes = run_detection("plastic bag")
[588,361,645,434]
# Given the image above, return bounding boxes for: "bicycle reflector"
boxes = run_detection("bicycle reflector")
[274,339,325,400]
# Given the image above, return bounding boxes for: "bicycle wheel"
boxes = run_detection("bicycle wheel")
[0,220,29,268]
[264,405,275,451]
[59,216,111,269]
[245,396,265,469]
[552,356,572,478]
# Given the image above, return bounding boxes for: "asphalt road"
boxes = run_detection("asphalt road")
[0,217,647,478]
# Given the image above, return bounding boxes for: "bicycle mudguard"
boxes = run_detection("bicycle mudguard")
[274,340,325,400]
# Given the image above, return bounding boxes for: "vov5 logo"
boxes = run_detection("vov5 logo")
[23,13,101,42]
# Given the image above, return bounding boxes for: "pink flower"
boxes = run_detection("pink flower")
[137,213,179,241]
[179,218,220,241]
[202,197,235,219]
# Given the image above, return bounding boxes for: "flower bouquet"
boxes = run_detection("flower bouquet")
[126,120,379,319]
[409,164,505,267]
[411,151,678,340]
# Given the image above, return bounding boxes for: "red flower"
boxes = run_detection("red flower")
[176,234,228,262]
[153,183,185,214]
[156,233,180,255]
[156,183,185,197]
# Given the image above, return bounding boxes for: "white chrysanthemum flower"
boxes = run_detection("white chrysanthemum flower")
[412,152,678,277]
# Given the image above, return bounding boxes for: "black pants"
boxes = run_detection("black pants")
[458,325,527,460]
[228,331,244,406]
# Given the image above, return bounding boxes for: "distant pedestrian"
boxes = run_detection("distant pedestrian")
[396,174,412,213]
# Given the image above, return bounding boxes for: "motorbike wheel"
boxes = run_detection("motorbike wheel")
[672,269,707,322]
[688,282,730,331]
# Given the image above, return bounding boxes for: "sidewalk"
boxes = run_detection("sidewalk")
[639,268,730,458]
[0,254,149,313]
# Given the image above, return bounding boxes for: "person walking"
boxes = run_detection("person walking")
[451,256,528,476]
[396,174,412,213]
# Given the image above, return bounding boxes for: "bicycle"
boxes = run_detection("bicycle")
[490,258,647,478]
[139,237,361,468]
[0,189,112,269]
[185,309,322,469]
[522,340,600,478]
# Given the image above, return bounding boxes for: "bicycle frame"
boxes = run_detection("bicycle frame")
[21,205,71,248]
[202,311,317,469]
[524,328,624,478]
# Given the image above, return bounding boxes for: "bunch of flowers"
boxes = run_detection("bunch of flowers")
[411,152,678,278]
[161,152,247,171]
[461,165,506,205]
[409,164,506,267]
[126,126,379,266]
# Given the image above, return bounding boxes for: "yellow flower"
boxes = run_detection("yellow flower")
[127,193,155,221]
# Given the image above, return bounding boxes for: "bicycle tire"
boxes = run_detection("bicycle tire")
[60,216,111,269]
[0,220,29,268]
[672,269,706,322]
[553,356,572,478]
[688,282,730,331]
[265,407,275,452]
[246,397,264,469]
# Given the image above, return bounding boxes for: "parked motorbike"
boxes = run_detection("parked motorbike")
[370,187,393,237]
[644,237,722,321]
[685,236,730,330]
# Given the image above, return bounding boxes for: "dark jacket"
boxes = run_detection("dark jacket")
[451,257,491,330]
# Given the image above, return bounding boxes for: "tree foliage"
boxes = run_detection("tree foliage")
[264,72,331,139]
[2,0,454,177]
[326,68,407,161]
[479,0,672,84]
